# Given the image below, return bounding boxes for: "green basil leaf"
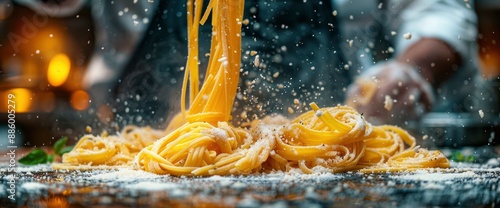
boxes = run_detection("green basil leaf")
[59,145,74,155]
[449,152,464,162]
[47,154,55,163]
[465,155,476,163]
[18,149,48,165]
[54,137,68,156]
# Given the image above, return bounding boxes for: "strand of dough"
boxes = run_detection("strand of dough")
[55,0,450,174]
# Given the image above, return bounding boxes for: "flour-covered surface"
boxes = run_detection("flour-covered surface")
[0,162,499,208]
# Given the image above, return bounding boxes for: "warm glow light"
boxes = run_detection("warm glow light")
[70,90,90,111]
[4,88,32,113]
[479,51,500,78]
[47,54,71,87]
[41,92,56,112]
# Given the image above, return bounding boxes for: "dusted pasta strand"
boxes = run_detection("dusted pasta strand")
[134,0,253,176]
[359,126,449,173]
[59,126,164,167]
[357,126,406,167]
[134,121,275,176]
[181,0,203,116]
[184,0,244,125]
[62,135,117,165]
[57,106,450,174]
[274,104,368,173]
[54,0,450,174]
[283,104,367,146]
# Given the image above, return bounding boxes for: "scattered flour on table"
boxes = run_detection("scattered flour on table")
[422,183,445,190]
[21,182,49,191]
[124,181,178,191]
[2,164,52,173]
[87,168,161,181]
[391,170,478,181]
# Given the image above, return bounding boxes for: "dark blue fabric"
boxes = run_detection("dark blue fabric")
[235,0,350,119]
[113,1,350,126]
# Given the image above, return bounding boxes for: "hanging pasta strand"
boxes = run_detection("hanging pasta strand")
[55,0,450,175]
[184,0,243,125]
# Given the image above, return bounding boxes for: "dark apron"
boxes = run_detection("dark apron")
[235,0,349,120]
[113,0,349,127]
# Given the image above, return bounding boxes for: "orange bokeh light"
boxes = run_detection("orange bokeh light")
[47,53,71,87]
[1,88,32,113]
[70,90,90,111]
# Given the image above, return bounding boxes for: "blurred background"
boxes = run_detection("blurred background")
[0,0,499,149]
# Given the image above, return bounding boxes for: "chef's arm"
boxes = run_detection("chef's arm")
[395,38,462,87]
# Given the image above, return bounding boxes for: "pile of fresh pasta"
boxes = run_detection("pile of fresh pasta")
[53,0,450,175]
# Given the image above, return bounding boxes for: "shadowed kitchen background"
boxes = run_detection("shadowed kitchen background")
[0,0,499,149]
[0,1,95,148]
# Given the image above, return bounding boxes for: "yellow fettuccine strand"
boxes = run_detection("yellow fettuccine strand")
[55,0,449,174]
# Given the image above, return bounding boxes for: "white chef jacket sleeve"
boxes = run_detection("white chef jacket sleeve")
[394,0,477,62]
[83,0,158,88]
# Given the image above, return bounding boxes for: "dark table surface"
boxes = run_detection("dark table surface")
[1,154,499,207]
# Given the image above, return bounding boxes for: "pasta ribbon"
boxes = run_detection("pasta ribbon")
[61,126,164,166]
[54,0,450,174]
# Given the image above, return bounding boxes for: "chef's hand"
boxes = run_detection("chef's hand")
[345,61,435,125]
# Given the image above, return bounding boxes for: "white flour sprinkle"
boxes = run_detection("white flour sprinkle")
[254,55,260,67]
[125,182,178,191]
[403,32,412,40]
[21,182,48,191]
[87,169,161,181]
[391,170,477,181]
[315,110,323,117]
[384,95,393,111]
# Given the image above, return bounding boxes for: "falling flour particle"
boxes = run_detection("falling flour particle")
[293,99,300,105]
[242,19,250,25]
[384,95,393,111]
[250,50,258,56]
[422,135,428,140]
[478,110,484,118]
[218,56,227,63]
[86,126,92,133]
[391,31,397,36]
[348,40,353,47]
[332,10,337,16]
[240,111,248,119]
[409,94,415,102]
[315,110,323,117]
[273,71,280,78]
[254,55,260,67]
[387,47,394,53]
[403,32,412,40]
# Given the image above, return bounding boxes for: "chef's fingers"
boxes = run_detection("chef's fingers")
[345,77,378,107]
